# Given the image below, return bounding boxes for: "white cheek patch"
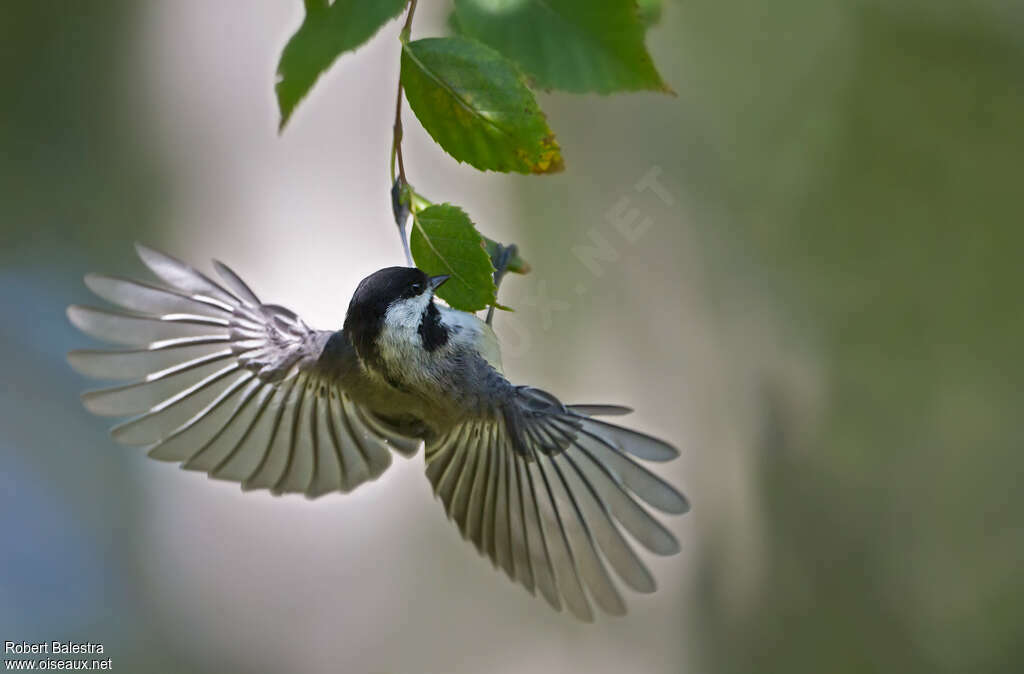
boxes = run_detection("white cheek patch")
[378,294,432,365]
[383,295,431,332]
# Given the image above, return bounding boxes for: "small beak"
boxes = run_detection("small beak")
[428,274,451,291]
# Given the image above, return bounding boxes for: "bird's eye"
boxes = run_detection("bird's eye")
[410,282,423,294]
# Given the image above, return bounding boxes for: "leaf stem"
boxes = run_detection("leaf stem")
[399,0,417,42]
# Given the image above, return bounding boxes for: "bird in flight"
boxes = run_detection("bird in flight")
[67,244,689,621]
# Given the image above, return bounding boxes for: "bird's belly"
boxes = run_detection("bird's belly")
[338,367,459,438]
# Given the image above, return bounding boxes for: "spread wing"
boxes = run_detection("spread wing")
[67,244,420,498]
[424,386,688,621]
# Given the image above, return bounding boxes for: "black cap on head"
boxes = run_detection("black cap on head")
[351,267,429,308]
[343,267,431,365]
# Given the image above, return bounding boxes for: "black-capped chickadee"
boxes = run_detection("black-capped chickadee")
[67,245,689,621]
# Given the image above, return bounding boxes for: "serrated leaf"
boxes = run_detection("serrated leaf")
[453,0,669,94]
[410,204,497,312]
[401,36,564,174]
[276,0,408,131]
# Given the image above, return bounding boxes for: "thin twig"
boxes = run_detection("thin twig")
[390,0,417,186]
[390,0,418,264]
[392,82,407,186]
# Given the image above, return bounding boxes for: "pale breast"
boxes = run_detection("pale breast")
[438,306,503,373]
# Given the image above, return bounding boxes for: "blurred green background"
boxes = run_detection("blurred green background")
[2,1,1021,672]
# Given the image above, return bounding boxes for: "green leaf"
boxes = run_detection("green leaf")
[410,203,497,312]
[276,0,408,131]
[452,0,669,94]
[446,9,463,35]
[400,36,564,174]
[637,0,663,28]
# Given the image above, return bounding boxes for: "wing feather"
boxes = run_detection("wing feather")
[503,430,535,593]
[578,417,678,461]
[68,305,228,347]
[423,385,686,619]
[275,375,317,495]
[480,424,501,564]
[84,274,233,317]
[208,384,278,481]
[450,424,483,536]
[570,423,689,514]
[491,429,514,579]
[517,449,562,611]
[465,423,493,549]
[179,378,263,470]
[112,369,254,447]
[308,389,343,498]
[566,435,681,555]
[544,451,626,616]
[243,375,299,492]
[433,424,472,514]
[423,424,462,488]
[212,260,261,306]
[556,451,656,593]
[69,245,420,497]
[331,391,373,491]
[528,445,594,621]
[81,359,238,417]
[135,244,239,306]
[68,343,233,381]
